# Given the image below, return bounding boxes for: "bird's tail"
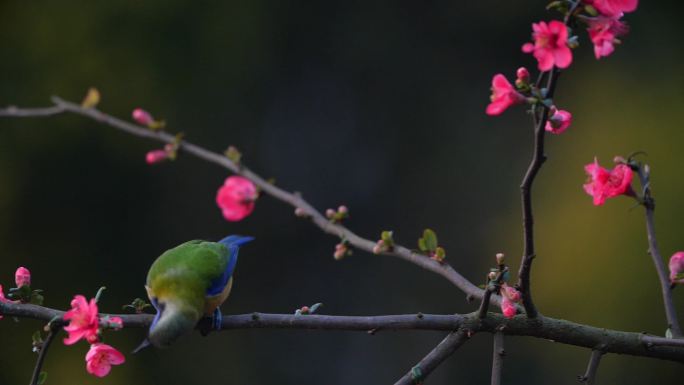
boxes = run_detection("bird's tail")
[219,235,254,248]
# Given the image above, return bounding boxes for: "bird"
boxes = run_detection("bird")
[133,235,253,352]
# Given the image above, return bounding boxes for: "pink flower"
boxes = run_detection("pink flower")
[145,149,168,165]
[583,158,634,206]
[522,21,573,71]
[545,107,572,134]
[15,266,31,287]
[586,0,638,17]
[588,18,629,59]
[132,108,154,126]
[501,283,522,302]
[85,343,125,377]
[486,74,526,116]
[0,285,10,320]
[216,176,258,221]
[63,295,100,345]
[669,252,684,285]
[501,297,517,318]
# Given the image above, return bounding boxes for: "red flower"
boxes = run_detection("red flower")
[586,0,638,17]
[15,266,31,287]
[216,176,258,221]
[522,21,573,71]
[63,295,100,345]
[669,252,684,285]
[588,18,629,59]
[486,74,525,116]
[499,284,521,319]
[545,107,572,134]
[85,343,125,377]
[583,158,634,206]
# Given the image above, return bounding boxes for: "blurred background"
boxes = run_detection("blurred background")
[1,0,683,384]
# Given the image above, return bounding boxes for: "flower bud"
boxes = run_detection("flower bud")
[333,243,348,260]
[516,67,530,83]
[294,207,307,217]
[132,108,154,126]
[325,209,336,219]
[669,252,684,285]
[337,205,348,215]
[15,266,31,287]
[495,253,505,265]
[145,150,168,165]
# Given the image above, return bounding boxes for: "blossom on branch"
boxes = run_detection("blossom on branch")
[522,20,573,71]
[15,266,30,288]
[669,252,684,285]
[545,107,572,134]
[216,176,258,221]
[588,17,629,59]
[585,0,638,18]
[145,149,169,165]
[485,74,525,116]
[85,343,125,377]
[583,158,634,206]
[500,283,522,319]
[63,295,100,345]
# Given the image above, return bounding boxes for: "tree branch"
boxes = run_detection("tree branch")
[490,331,504,385]
[636,166,683,338]
[577,350,603,385]
[29,326,57,385]
[2,302,684,362]
[0,98,498,309]
[394,330,470,385]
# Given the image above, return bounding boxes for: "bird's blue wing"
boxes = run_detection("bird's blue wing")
[206,235,253,296]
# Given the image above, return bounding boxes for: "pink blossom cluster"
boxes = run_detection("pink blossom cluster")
[583,158,633,205]
[62,294,125,377]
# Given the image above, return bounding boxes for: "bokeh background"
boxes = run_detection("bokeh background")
[1,1,683,384]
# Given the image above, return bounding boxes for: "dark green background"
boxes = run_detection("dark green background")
[1,1,683,384]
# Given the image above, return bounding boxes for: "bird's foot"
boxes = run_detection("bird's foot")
[212,308,223,331]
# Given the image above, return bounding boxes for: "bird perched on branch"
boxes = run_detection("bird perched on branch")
[134,235,254,352]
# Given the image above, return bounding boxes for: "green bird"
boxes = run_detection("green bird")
[134,235,253,352]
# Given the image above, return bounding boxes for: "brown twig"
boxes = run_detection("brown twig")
[394,330,470,385]
[577,350,603,384]
[636,165,682,338]
[490,331,505,385]
[0,98,500,309]
[29,326,57,385]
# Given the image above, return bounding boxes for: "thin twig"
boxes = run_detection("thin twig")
[478,286,495,319]
[577,350,603,384]
[394,330,470,385]
[491,331,505,385]
[0,98,500,308]
[636,166,682,338]
[29,326,57,385]
[2,302,684,362]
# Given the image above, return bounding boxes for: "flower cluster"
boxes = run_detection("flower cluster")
[0,267,43,320]
[325,205,349,223]
[62,294,125,377]
[216,175,258,221]
[500,283,522,319]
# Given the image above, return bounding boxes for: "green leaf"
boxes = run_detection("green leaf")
[309,303,323,314]
[30,292,44,306]
[418,238,427,252]
[422,229,438,251]
[38,371,47,385]
[381,231,394,247]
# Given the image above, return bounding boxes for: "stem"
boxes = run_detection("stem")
[29,327,57,385]
[0,98,497,308]
[490,331,505,385]
[577,350,603,384]
[478,286,495,319]
[637,167,683,338]
[517,68,560,318]
[394,330,470,385]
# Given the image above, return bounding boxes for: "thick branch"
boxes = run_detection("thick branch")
[578,350,603,385]
[490,331,504,385]
[394,330,470,385]
[636,167,682,338]
[0,98,499,309]
[2,302,684,363]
